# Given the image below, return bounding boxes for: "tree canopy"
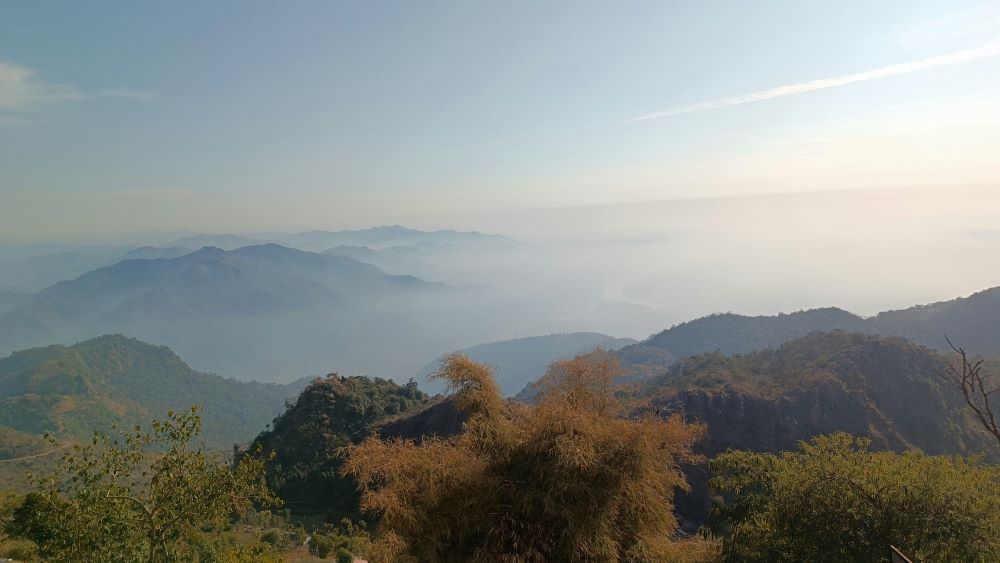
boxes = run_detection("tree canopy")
[342,351,711,562]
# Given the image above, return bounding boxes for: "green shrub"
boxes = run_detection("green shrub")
[259,528,289,550]
[335,546,354,563]
[711,433,1000,562]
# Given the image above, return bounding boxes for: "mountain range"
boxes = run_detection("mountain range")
[0,244,452,380]
[0,226,513,293]
[617,287,1000,375]
[171,225,514,253]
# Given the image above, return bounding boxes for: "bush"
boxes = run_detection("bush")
[7,408,277,562]
[343,352,706,561]
[335,546,354,563]
[711,433,1000,562]
[259,528,290,550]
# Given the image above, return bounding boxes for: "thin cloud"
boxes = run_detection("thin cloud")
[0,60,82,109]
[100,89,154,100]
[602,39,1000,128]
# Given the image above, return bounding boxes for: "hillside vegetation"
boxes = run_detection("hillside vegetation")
[645,331,994,456]
[0,335,300,449]
[639,331,998,525]
[343,352,710,562]
[250,374,429,520]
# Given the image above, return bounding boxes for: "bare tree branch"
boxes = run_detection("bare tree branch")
[935,337,1000,448]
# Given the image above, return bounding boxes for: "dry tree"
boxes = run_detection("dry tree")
[936,337,1000,447]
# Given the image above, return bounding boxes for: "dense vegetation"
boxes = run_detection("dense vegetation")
[4,408,278,562]
[0,341,997,561]
[250,374,428,522]
[645,332,996,457]
[0,335,301,449]
[343,351,716,562]
[639,332,998,525]
[711,433,1000,562]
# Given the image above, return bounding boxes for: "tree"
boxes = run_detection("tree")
[342,351,711,562]
[937,338,1000,447]
[710,433,1000,562]
[8,407,277,562]
[250,374,429,521]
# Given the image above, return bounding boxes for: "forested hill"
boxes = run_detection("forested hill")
[645,331,994,456]
[249,374,431,518]
[0,335,302,449]
[640,331,998,524]
[619,286,1000,373]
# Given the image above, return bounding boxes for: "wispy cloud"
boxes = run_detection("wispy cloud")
[601,39,1000,128]
[0,59,154,112]
[100,89,154,100]
[0,60,82,109]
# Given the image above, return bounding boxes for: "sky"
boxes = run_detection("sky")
[2,0,1000,241]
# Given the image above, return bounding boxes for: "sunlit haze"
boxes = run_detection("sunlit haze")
[2,1,1000,380]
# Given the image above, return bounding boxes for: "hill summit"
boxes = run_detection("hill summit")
[0,334,300,448]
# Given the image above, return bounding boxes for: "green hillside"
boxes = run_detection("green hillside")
[646,331,994,455]
[0,334,301,449]
[641,331,998,524]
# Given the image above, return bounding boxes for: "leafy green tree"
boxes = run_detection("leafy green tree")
[8,407,276,562]
[710,433,1000,562]
[342,351,712,562]
[250,374,429,521]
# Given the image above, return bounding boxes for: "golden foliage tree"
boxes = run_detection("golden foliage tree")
[342,350,707,562]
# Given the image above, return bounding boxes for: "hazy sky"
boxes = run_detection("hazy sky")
[2,1,1000,241]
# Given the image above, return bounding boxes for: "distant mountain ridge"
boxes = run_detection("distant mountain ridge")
[172,225,513,252]
[0,244,138,292]
[0,226,511,292]
[0,244,452,380]
[617,286,1000,373]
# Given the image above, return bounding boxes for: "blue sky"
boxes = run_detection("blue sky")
[2,1,1000,240]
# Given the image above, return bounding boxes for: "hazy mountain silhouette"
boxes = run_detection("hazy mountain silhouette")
[0,244,138,292]
[0,245,452,380]
[261,225,513,252]
[119,245,193,261]
[170,225,514,253]
[618,287,1000,373]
